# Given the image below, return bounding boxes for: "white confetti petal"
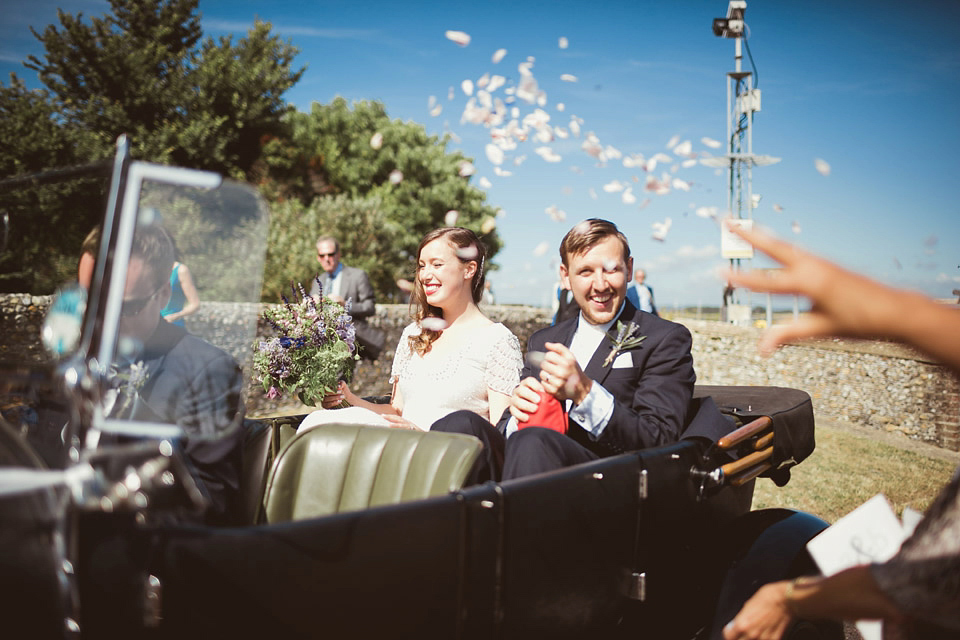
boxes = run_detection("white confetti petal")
[369,132,383,150]
[560,73,578,83]
[602,180,624,193]
[462,79,474,97]
[814,158,831,176]
[421,317,449,331]
[545,205,566,221]
[701,136,722,149]
[445,210,459,226]
[458,161,475,177]
[673,140,692,156]
[492,48,507,64]
[695,206,718,219]
[603,259,618,272]
[389,169,403,184]
[481,218,497,234]
[487,75,506,92]
[621,187,636,205]
[773,203,784,212]
[588,187,598,200]
[681,158,698,169]
[525,350,547,368]
[666,134,681,149]
[477,176,492,189]
[445,30,471,47]
[651,217,672,242]
[535,146,562,162]
[485,143,505,165]
[637,198,651,210]
[558,37,569,49]
[672,178,691,191]
[493,166,512,177]
[556,102,565,112]
[791,221,802,234]
[457,245,479,260]
[430,104,443,117]
[448,86,455,100]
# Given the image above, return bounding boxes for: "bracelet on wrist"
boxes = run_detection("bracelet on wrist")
[783,577,809,617]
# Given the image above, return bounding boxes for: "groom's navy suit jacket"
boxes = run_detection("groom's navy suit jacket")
[517,300,697,457]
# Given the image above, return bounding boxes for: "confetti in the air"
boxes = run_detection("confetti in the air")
[695,206,718,219]
[701,137,723,149]
[477,176,492,189]
[445,30,471,47]
[445,210,459,226]
[545,204,566,222]
[560,74,578,83]
[421,317,449,332]
[458,161,476,177]
[481,217,497,234]
[791,221,802,234]
[814,158,831,176]
[493,166,512,177]
[525,351,546,368]
[457,245,479,260]
[533,242,550,257]
[558,37,569,49]
[461,79,474,97]
[485,143,505,165]
[535,146,562,162]
[773,204,784,212]
[622,188,637,205]
[370,132,383,150]
[492,48,507,64]
[602,180,625,193]
[651,217,672,242]
[388,169,403,184]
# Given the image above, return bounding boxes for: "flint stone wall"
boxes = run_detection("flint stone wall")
[1,295,956,451]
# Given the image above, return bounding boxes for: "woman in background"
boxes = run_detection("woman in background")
[160,250,200,327]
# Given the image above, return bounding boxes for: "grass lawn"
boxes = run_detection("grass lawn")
[751,421,958,523]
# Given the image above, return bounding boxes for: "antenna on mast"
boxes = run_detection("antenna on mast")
[707,1,780,324]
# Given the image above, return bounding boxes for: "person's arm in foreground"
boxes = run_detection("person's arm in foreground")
[724,223,960,375]
[723,566,902,640]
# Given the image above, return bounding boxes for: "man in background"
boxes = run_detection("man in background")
[626,268,658,316]
[310,235,384,360]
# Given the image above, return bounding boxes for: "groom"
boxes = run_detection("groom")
[433,218,697,481]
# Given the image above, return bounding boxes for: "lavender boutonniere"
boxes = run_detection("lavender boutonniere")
[603,320,646,367]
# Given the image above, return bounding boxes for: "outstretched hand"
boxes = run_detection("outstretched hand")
[321,380,358,409]
[723,223,908,356]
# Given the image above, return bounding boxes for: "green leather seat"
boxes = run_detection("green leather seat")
[262,423,483,523]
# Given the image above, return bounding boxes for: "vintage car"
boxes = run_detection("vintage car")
[0,138,841,639]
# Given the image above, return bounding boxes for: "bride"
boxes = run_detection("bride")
[298,227,522,433]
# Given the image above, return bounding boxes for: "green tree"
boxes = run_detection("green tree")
[263,195,407,304]
[256,98,502,300]
[0,0,304,293]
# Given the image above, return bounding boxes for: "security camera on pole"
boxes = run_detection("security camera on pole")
[704,1,780,325]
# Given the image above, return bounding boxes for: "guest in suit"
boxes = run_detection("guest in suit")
[309,235,384,360]
[433,218,697,481]
[626,268,658,316]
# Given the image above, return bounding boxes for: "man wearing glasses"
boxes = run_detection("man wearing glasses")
[115,224,245,525]
[309,235,384,360]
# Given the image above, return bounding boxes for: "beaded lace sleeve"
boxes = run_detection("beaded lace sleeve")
[484,326,523,395]
[389,323,418,385]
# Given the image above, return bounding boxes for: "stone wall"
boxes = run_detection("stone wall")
[2,294,957,451]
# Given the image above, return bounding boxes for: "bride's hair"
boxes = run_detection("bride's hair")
[409,227,487,355]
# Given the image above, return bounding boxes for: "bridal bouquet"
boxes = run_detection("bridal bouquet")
[253,281,359,407]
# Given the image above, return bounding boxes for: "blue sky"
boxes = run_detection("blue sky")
[3,0,959,308]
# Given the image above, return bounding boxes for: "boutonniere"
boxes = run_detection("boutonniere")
[115,360,149,413]
[603,320,646,367]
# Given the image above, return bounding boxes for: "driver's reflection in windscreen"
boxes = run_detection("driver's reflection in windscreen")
[111,223,245,525]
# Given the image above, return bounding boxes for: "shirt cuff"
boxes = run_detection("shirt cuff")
[568,382,615,438]
[505,415,518,438]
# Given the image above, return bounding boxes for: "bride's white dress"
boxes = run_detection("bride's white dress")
[299,321,522,432]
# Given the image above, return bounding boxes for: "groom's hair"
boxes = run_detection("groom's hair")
[131,224,176,291]
[559,218,631,266]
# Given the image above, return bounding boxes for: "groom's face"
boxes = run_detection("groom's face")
[561,235,633,326]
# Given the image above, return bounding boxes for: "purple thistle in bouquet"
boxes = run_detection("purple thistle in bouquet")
[253,278,359,406]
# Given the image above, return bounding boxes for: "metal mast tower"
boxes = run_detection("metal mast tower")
[708,1,779,321]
